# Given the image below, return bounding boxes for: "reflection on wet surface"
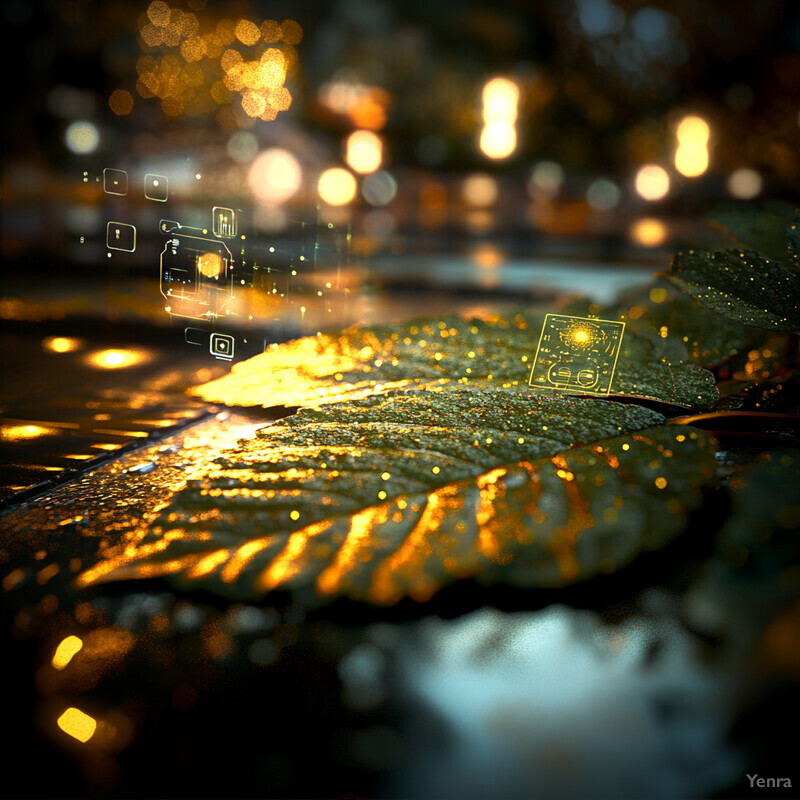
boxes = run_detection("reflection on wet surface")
[393,606,740,800]
[1,395,798,797]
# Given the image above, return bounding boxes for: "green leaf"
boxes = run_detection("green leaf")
[614,288,767,369]
[76,389,718,605]
[709,201,798,262]
[192,308,718,411]
[669,249,800,331]
[788,215,800,269]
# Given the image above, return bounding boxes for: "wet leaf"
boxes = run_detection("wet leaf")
[77,389,717,605]
[709,201,798,262]
[669,249,800,331]
[611,287,767,370]
[788,215,800,269]
[192,308,718,411]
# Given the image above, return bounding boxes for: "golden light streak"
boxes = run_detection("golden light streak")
[52,636,83,670]
[1,424,56,440]
[317,506,391,594]
[186,549,230,579]
[257,519,334,590]
[220,537,276,583]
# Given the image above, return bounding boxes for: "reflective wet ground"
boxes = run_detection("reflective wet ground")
[1,263,798,799]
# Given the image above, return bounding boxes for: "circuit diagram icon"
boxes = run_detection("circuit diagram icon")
[528,313,625,396]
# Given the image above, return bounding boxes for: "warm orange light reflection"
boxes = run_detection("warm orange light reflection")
[318,168,357,206]
[43,336,82,353]
[86,349,149,370]
[57,707,97,743]
[630,218,667,247]
[197,252,223,278]
[1,424,56,440]
[52,636,83,670]
[345,130,382,174]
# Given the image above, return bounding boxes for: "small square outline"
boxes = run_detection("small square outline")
[210,332,234,361]
[103,168,128,196]
[528,313,625,397]
[212,206,237,238]
[144,173,169,202]
[159,219,180,234]
[106,221,137,252]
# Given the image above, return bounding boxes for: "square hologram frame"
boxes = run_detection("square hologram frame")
[528,313,625,396]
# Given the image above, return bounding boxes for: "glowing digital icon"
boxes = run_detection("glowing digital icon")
[103,168,128,196]
[210,332,235,361]
[159,219,180,234]
[529,313,625,396]
[212,207,237,238]
[160,233,234,319]
[145,174,168,202]
[106,222,136,252]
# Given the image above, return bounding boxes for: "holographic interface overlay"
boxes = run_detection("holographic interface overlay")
[528,314,625,396]
[82,162,350,363]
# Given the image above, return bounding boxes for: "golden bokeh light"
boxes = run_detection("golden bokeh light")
[480,122,517,159]
[482,77,519,123]
[462,173,498,207]
[318,168,357,206]
[247,148,302,205]
[630,218,667,247]
[86,348,150,370]
[108,89,134,116]
[728,167,762,199]
[1,424,56,441]
[146,1,171,27]
[234,19,261,46]
[345,130,383,174]
[480,77,518,160]
[197,252,223,278]
[280,19,303,45]
[676,115,710,145]
[261,19,281,43]
[57,708,97,743]
[674,115,710,178]
[675,144,709,177]
[634,164,670,201]
[42,336,82,353]
[65,122,99,155]
[52,636,84,670]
